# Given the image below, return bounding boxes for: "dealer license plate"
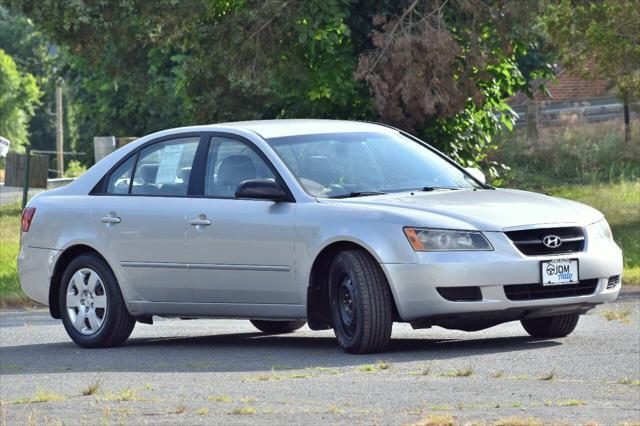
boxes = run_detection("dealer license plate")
[541,259,579,286]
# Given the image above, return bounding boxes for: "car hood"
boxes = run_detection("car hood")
[321,188,603,231]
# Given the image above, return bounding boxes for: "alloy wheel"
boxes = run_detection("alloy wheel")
[65,268,108,335]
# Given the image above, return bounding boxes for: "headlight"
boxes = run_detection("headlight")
[403,227,493,251]
[587,218,613,241]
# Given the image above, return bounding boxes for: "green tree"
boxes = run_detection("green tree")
[542,0,640,142]
[0,49,41,151]
[0,6,71,153]
[5,0,551,174]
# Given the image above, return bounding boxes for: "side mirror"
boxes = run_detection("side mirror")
[464,167,486,184]
[235,179,289,201]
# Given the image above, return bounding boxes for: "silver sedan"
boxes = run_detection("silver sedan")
[18,120,622,353]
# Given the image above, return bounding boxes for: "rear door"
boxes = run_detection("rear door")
[185,134,297,304]
[90,134,200,302]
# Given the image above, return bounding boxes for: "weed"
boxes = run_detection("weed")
[602,309,631,323]
[357,364,376,372]
[229,406,256,415]
[81,379,101,396]
[412,413,456,426]
[430,404,453,411]
[99,388,137,402]
[616,378,640,386]
[556,400,585,407]
[440,366,474,377]
[209,395,234,403]
[169,405,186,414]
[239,397,256,403]
[326,404,344,414]
[537,371,555,381]
[377,360,392,370]
[493,416,543,426]
[32,390,66,403]
[196,407,209,415]
[493,370,504,379]
[288,373,312,379]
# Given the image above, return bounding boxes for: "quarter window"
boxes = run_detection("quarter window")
[131,137,199,196]
[106,156,135,194]
[205,137,276,198]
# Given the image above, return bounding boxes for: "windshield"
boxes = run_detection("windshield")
[266,131,481,198]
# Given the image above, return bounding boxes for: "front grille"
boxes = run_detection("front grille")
[607,275,620,289]
[437,286,482,302]
[504,279,598,301]
[505,226,585,256]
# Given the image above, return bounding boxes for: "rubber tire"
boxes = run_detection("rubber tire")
[521,314,580,338]
[250,319,306,334]
[59,253,136,348]
[329,249,393,354]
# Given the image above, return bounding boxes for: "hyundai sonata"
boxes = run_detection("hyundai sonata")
[18,120,622,353]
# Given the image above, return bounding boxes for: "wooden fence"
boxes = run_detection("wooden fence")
[4,152,49,188]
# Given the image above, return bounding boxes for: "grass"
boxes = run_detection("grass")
[556,399,585,407]
[98,388,138,402]
[412,413,456,426]
[616,378,640,386]
[209,395,234,403]
[602,309,632,323]
[81,379,101,396]
[492,417,543,426]
[0,203,31,306]
[536,371,555,381]
[439,366,474,377]
[195,407,209,415]
[14,390,66,404]
[229,406,256,415]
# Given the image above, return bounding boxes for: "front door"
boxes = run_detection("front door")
[90,135,200,302]
[186,135,297,304]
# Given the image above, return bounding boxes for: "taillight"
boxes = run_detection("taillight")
[21,207,36,232]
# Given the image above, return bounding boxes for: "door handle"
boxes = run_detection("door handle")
[189,218,212,226]
[100,216,121,224]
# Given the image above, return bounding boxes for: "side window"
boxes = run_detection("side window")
[106,156,135,194]
[131,137,199,196]
[205,137,276,198]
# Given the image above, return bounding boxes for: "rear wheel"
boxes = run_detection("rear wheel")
[59,253,135,348]
[329,249,393,354]
[521,314,580,338]
[250,319,306,334]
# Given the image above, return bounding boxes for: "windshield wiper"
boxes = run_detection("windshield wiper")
[329,191,387,199]
[420,186,462,192]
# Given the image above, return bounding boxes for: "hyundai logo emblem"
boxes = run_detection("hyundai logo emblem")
[542,235,562,248]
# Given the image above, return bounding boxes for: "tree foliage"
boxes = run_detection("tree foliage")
[542,0,640,107]
[4,0,553,175]
[0,48,41,150]
[0,7,69,152]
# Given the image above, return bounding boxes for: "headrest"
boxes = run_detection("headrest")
[301,156,336,186]
[218,155,256,187]
[139,164,159,184]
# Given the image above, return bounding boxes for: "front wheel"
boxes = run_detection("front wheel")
[329,250,393,354]
[59,253,135,348]
[521,314,580,338]
[250,319,306,334]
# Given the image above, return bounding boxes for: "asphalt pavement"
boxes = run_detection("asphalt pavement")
[1,299,639,425]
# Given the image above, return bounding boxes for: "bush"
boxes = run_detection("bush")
[65,160,86,178]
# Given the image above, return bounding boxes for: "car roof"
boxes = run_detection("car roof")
[217,119,396,139]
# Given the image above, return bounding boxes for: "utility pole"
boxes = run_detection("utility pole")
[55,78,64,177]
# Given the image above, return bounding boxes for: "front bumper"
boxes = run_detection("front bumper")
[382,231,623,322]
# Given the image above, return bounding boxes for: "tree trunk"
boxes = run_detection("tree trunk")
[623,103,631,143]
[526,100,539,146]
